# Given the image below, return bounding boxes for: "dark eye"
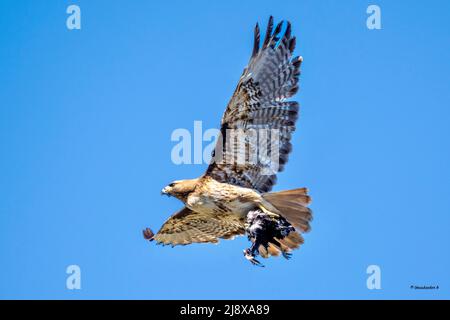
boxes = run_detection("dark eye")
[169,183,175,187]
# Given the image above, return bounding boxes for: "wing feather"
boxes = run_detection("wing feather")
[152,207,245,246]
[205,16,302,193]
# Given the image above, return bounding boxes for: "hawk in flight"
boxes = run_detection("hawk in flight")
[144,17,312,266]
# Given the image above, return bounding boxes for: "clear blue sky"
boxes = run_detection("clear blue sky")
[1,0,449,299]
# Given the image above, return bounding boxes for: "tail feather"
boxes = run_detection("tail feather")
[257,232,305,259]
[278,233,304,250]
[263,188,313,233]
[265,188,311,205]
[267,243,281,256]
[259,245,269,258]
[259,188,312,258]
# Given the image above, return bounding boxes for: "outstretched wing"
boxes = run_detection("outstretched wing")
[205,16,303,193]
[152,207,245,246]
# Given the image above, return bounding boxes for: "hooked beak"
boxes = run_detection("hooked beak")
[161,187,170,196]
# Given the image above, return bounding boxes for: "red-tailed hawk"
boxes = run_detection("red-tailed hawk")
[144,17,312,266]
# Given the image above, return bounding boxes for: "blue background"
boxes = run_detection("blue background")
[1,0,449,299]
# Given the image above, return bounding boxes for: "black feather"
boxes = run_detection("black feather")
[252,23,260,58]
[263,16,274,48]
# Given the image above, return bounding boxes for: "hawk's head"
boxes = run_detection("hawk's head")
[161,179,198,201]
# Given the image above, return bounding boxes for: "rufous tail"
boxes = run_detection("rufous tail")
[260,187,312,257]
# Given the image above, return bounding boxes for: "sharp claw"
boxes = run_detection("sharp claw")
[282,251,292,260]
[243,249,265,267]
[258,205,279,218]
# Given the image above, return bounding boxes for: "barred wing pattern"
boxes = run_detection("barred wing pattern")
[152,207,245,246]
[206,16,303,193]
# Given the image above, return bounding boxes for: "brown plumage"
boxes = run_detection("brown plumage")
[145,16,311,265]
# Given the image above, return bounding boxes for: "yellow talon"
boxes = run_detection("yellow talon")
[258,205,279,218]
